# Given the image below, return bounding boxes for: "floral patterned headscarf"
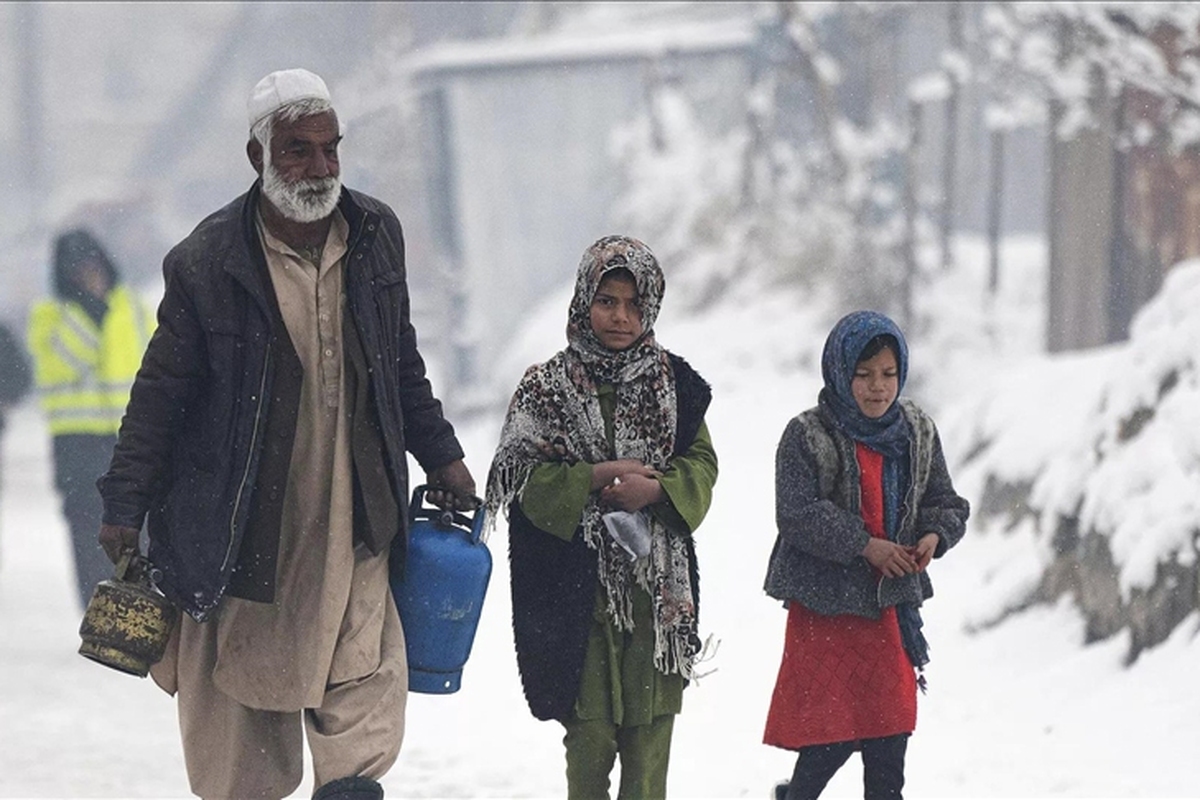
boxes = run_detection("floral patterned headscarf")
[565,234,665,384]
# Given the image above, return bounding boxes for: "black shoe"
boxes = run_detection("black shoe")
[773,781,790,800]
[313,776,384,800]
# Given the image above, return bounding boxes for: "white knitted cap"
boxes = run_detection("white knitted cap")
[247,68,331,129]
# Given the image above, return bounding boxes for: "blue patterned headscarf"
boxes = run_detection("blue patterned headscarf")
[818,310,910,460]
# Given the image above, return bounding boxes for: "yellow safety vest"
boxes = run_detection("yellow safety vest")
[27,286,155,436]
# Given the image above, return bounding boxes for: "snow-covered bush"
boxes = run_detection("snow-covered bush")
[946,260,1200,660]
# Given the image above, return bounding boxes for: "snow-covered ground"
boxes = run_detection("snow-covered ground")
[2,233,1198,798]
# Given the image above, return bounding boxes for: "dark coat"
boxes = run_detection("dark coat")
[508,353,710,722]
[98,182,463,621]
[763,398,969,618]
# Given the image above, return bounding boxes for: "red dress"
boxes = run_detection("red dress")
[763,443,917,750]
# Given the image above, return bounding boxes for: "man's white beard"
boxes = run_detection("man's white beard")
[261,158,341,224]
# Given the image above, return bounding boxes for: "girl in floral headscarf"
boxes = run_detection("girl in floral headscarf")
[763,310,969,799]
[487,235,718,798]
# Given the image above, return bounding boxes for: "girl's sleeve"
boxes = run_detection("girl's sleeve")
[916,426,971,558]
[519,461,594,542]
[654,419,718,534]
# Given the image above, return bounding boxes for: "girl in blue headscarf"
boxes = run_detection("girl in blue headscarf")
[762,310,970,799]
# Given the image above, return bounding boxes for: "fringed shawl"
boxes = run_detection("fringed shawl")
[486,236,701,682]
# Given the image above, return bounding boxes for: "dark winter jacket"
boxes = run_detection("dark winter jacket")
[764,398,969,618]
[98,182,464,621]
[508,353,710,722]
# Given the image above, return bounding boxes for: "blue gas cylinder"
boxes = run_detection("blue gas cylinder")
[390,486,492,694]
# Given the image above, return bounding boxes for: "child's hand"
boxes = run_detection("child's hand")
[862,538,919,578]
[591,459,658,490]
[600,472,665,512]
[908,533,940,571]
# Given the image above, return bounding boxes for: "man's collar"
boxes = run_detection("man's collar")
[256,206,349,265]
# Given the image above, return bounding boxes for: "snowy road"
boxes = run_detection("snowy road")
[2,375,1198,799]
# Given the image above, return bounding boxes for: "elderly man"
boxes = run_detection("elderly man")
[97,68,476,800]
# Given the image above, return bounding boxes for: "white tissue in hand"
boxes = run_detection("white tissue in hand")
[602,510,652,560]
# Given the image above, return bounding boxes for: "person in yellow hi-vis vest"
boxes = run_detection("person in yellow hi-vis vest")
[27,228,154,609]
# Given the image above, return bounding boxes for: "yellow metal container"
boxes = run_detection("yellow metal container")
[78,552,177,677]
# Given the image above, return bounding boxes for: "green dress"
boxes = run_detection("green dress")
[519,383,718,727]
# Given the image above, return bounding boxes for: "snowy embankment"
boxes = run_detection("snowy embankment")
[941,259,1200,660]
[1,236,1198,797]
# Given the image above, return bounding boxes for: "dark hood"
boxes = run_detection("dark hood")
[52,228,120,301]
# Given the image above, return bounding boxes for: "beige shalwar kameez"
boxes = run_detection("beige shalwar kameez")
[150,212,407,799]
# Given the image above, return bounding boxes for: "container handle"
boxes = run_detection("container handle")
[114,550,135,582]
[113,547,152,584]
[410,484,487,544]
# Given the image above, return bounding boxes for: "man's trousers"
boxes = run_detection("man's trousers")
[174,598,406,799]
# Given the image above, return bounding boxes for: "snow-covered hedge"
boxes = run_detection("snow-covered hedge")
[945,260,1200,660]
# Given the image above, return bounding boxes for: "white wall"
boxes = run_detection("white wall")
[416,45,752,395]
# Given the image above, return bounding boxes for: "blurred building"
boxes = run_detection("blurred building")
[403,16,758,405]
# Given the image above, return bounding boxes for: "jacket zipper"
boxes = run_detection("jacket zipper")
[222,345,272,578]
